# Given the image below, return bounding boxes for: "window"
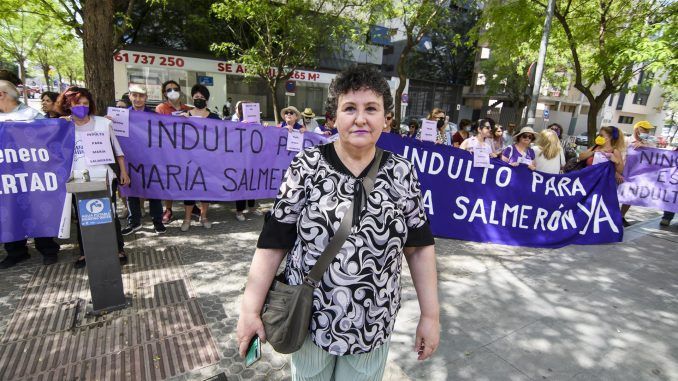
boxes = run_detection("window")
[618,116,634,124]
[633,70,652,106]
[480,48,490,59]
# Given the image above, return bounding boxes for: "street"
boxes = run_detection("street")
[0,203,675,380]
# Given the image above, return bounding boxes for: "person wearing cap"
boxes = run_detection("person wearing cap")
[119,85,166,236]
[620,121,656,226]
[301,107,319,131]
[279,105,306,132]
[127,84,155,113]
[0,79,59,269]
[501,126,537,171]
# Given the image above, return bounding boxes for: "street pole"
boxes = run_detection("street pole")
[526,0,555,127]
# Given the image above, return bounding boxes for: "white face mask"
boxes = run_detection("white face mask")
[166,89,180,101]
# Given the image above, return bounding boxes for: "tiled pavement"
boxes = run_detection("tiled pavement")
[0,202,676,380]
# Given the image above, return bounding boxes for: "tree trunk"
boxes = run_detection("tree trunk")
[268,80,281,125]
[394,42,414,125]
[18,58,28,104]
[586,99,604,147]
[82,0,115,115]
[42,65,51,92]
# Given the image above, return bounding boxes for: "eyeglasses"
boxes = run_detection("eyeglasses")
[284,111,295,116]
[521,135,534,140]
[166,88,179,93]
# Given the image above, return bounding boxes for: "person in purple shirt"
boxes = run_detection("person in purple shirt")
[502,126,537,171]
[120,85,167,235]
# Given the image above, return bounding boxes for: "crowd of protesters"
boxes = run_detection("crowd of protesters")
[1,66,675,272]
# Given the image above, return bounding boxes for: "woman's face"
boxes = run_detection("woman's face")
[335,88,384,149]
[494,127,503,137]
[283,110,298,125]
[478,122,491,138]
[41,96,54,113]
[600,130,611,141]
[519,133,535,144]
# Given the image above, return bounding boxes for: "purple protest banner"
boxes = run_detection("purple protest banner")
[377,134,623,248]
[118,111,327,201]
[0,119,74,243]
[617,147,678,213]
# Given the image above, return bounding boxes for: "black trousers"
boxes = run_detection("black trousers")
[127,197,162,225]
[236,200,255,212]
[3,237,59,258]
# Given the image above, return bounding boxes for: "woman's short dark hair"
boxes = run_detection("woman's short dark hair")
[548,123,563,138]
[191,84,210,100]
[326,65,393,118]
[459,119,472,129]
[41,91,59,102]
[56,86,96,116]
[472,118,491,134]
[161,80,180,99]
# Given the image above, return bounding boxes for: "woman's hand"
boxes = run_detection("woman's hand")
[489,152,498,158]
[286,125,293,132]
[510,162,519,167]
[414,315,440,361]
[119,171,130,186]
[615,173,624,185]
[528,163,537,171]
[633,141,646,149]
[299,127,307,133]
[237,312,267,358]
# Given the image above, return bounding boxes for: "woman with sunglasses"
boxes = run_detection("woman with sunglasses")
[416,108,448,145]
[502,126,537,171]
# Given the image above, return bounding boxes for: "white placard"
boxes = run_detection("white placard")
[327,133,340,142]
[242,103,261,124]
[420,119,437,142]
[287,130,304,152]
[591,151,609,165]
[517,156,533,166]
[107,107,129,137]
[473,145,491,168]
[83,130,115,166]
[171,110,185,116]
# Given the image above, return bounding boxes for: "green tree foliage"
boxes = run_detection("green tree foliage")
[0,6,49,102]
[481,0,677,143]
[389,0,451,123]
[211,0,387,123]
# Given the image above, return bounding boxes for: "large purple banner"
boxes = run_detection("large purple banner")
[0,119,74,243]
[377,134,623,248]
[617,147,678,213]
[118,112,327,201]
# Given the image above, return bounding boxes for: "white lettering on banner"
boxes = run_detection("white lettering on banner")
[403,146,513,187]
[531,172,586,197]
[114,50,334,84]
[577,194,619,235]
[0,148,50,163]
[422,190,434,215]
[452,197,581,232]
[0,172,58,194]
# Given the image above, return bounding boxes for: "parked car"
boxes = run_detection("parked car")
[16,85,39,98]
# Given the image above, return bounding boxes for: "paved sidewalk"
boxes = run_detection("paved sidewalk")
[0,203,675,380]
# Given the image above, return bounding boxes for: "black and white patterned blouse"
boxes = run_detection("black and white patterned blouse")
[258,143,434,356]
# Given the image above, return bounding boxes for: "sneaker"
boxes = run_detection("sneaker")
[252,209,263,216]
[0,254,30,269]
[153,221,167,234]
[235,213,246,222]
[660,218,670,227]
[181,219,191,232]
[162,209,173,224]
[121,223,142,236]
[42,255,58,266]
[201,218,212,229]
[191,205,202,220]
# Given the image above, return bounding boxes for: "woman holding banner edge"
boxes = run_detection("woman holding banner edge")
[578,125,625,184]
[236,65,439,379]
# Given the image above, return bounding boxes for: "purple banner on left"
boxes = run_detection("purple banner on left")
[118,111,327,201]
[0,119,74,243]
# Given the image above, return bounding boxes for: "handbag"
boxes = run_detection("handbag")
[261,148,384,354]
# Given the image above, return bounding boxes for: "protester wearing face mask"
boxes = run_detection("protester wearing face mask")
[179,84,219,232]
[55,86,129,268]
[416,108,448,145]
[452,119,472,148]
[620,121,655,226]
[155,80,192,223]
[156,80,191,116]
[460,119,496,157]
[578,125,625,185]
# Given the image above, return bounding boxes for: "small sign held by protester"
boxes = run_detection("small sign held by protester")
[107,107,129,137]
[82,130,115,166]
[286,130,304,152]
[242,103,261,124]
[420,119,437,143]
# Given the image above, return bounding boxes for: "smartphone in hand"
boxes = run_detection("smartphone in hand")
[245,336,261,367]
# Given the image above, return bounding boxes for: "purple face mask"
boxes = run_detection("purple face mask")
[71,105,89,119]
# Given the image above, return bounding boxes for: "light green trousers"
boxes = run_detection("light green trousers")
[290,336,391,381]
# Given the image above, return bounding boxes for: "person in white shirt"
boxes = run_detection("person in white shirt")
[301,107,319,131]
[0,80,44,122]
[56,86,130,268]
[533,129,565,174]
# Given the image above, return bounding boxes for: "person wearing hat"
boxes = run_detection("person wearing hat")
[301,107,319,131]
[619,121,655,226]
[279,105,306,132]
[127,84,155,113]
[501,126,537,170]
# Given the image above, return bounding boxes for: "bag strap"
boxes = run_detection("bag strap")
[304,148,383,287]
